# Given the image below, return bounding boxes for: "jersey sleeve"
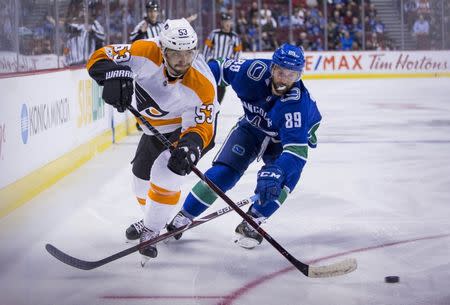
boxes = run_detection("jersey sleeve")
[87,39,162,85]
[179,62,217,150]
[207,58,247,87]
[272,93,321,191]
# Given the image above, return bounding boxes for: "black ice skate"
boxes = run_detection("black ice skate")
[234,211,266,249]
[125,219,144,242]
[165,210,193,241]
[139,227,159,267]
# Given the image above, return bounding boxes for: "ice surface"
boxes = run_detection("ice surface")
[1,78,449,305]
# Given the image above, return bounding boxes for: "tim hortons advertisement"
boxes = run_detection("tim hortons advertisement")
[246,51,450,76]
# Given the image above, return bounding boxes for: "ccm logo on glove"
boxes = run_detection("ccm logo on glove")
[258,171,282,179]
[255,165,285,205]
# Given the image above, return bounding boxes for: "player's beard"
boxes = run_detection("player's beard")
[271,81,291,96]
[165,61,190,78]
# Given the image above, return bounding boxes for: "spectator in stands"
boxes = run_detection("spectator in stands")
[350,16,363,47]
[347,0,359,18]
[261,14,277,35]
[291,7,305,28]
[307,0,319,8]
[33,13,56,55]
[0,2,13,50]
[248,2,259,21]
[297,31,311,50]
[343,9,353,27]
[260,31,277,51]
[373,16,385,37]
[417,0,431,17]
[247,16,260,51]
[260,3,272,20]
[412,14,430,49]
[403,0,418,29]
[236,9,248,35]
[366,32,380,50]
[367,3,378,18]
[311,37,324,51]
[340,30,353,50]
[331,9,342,25]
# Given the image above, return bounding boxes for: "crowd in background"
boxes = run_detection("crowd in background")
[399,0,449,50]
[1,0,449,73]
[232,0,393,51]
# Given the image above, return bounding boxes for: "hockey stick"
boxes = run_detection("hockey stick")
[46,198,253,270]
[127,105,357,278]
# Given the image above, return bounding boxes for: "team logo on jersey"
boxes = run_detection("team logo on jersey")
[280,87,301,102]
[232,144,245,156]
[135,83,169,117]
[104,47,114,60]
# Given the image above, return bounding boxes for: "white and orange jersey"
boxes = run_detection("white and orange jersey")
[87,38,218,149]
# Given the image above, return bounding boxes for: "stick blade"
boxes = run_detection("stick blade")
[307,258,357,278]
[45,244,97,270]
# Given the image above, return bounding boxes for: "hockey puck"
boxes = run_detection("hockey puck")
[384,276,400,283]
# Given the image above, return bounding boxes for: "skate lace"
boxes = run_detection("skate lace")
[132,220,145,234]
[172,212,193,228]
[141,227,159,241]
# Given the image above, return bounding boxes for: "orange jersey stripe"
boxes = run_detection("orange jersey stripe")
[137,197,146,206]
[234,44,243,52]
[148,183,181,205]
[130,39,163,66]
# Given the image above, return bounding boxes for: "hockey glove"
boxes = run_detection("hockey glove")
[101,66,134,113]
[167,134,202,176]
[255,164,285,205]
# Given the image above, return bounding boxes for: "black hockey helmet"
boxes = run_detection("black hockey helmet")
[220,12,232,21]
[146,1,159,11]
[88,0,102,8]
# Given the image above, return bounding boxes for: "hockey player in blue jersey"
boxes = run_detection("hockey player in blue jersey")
[166,43,322,249]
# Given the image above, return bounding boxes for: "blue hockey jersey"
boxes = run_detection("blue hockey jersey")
[208,58,322,191]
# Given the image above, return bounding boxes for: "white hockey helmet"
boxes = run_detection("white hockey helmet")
[159,18,198,51]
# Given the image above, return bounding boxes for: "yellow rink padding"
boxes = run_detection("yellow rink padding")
[0,118,138,219]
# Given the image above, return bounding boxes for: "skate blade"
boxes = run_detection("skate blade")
[140,256,150,267]
[234,234,260,249]
[126,238,140,244]
[163,236,177,244]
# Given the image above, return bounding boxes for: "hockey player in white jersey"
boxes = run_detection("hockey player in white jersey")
[87,18,218,265]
